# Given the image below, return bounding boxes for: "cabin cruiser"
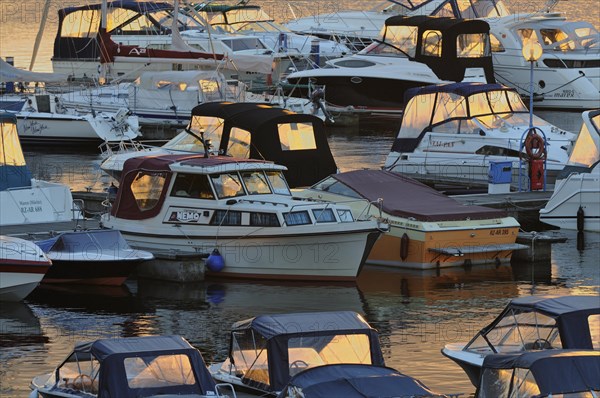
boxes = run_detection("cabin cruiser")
[296,170,524,269]
[0,113,82,230]
[101,155,383,280]
[210,311,387,395]
[30,335,234,398]
[383,83,576,189]
[285,16,494,115]
[540,110,600,231]
[442,295,600,388]
[0,235,52,301]
[287,0,599,110]
[476,350,600,398]
[191,2,350,65]
[100,102,337,187]
[35,230,153,286]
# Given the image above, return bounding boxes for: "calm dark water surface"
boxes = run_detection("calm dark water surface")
[1,0,599,396]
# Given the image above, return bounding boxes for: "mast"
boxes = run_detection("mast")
[29,0,52,71]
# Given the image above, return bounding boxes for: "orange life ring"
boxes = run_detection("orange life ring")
[524,133,546,160]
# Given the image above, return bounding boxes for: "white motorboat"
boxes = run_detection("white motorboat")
[286,0,600,110]
[383,82,576,189]
[540,110,600,231]
[441,295,600,388]
[0,113,82,228]
[0,235,52,301]
[59,70,320,128]
[101,154,384,281]
[285,16,494,115]
[100,102,337,187]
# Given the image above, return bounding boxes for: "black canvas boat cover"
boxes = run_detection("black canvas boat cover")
[279,364,441,398]
[331,170,505,221]
[481,350,600,396]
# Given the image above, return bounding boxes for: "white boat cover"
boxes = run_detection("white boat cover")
[0,58,67,83]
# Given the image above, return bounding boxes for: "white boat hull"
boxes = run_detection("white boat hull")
[0,273,44,301]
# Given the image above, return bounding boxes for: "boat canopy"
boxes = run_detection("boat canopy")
[225,311,385,392]
[36,230,132,254]
[372,16,494,83]
[478,350,600,398]
[59,335,215,398]
[0,113,31,191]
[0,58,66,83]
[392,82,547,153]
[389,0,511,19]
[463,296,600,355]
[566,109,600,168]
[111,154,281,220]
[279,364,441,398]
[319,170,505,221]
[188,102,337,187]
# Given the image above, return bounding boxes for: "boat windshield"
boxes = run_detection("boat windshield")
[479,367,541,398]
[517,22,600,52]
[173,116,225,152]
[464,308,562,354]
[360,24,416,57]
[568,113,600,167]
[124,354,199,390]
[56,352,100,394]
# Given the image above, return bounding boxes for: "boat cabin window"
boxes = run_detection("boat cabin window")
[287,334,372,376]
[284,211,311,226]
[312,208,336,223]
[124,354,197,389]
[490,34,505,52]
[61,10,100,38]
[421,30,442,57]
[383,25,419,58]
[278,123,317,151]
[170,173,215,199]
[568,113,600,167]
[0,120,26,166]
[266,171,291,195]
[589,314,600,349]
[210,209,242,225]
[57,353,100,394]
[131,171,168,211]
[337,209,354,222]
[250,212,280,227]
[476,146,521,157]
[210,173,246,198]
[432,2,456,18]
[241,171,271,195]
[574,26,600,48]
[479,367,540,398]
[227,127,251,158]
[457,33,490,58]
[106,9,158,35]
[221,37,267,52]
[517,29,542,48]
[540,29,575,51]
[225,330,270,384]
[465,309,562,354]
[182,116,225,152]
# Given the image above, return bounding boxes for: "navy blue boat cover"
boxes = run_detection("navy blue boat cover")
[278,364,440,398]
[36,230,131,253]
[482,350,600,395]
[231,311,385,392]
[503,296,600,349]
[70,335,215,397]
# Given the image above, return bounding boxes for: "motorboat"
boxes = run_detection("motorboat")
[30,335,235,398]
[191,1,350,64]
[209,311,387,395]
[100,154,383,281]
[285,16,494,116]
[100,102,337,187]
[487,10,600,110]
[442,295,600,388]
[383,82,576,189]
[35,230,153,286]
[540,109,600,231]
[0,235,52,301]
[287,0,600,110]
[278,364,445,398]
[296,170,524,269]
[59,70,321,128]
[475,350,600,397]
[0,113,82,229]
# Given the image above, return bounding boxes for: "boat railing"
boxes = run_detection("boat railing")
[214,383,238,398]
[99,139,151,159]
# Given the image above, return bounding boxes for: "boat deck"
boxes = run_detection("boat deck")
[0,219,101,239]
[452,190,553,209]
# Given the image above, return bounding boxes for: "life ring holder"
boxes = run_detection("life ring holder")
[518,127,548,192]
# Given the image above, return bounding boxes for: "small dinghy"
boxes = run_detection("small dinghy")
[36,230,153,286]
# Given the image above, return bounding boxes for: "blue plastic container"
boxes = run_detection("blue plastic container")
[488,161,512,184]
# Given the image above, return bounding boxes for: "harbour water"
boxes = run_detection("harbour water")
[1,0,600,397]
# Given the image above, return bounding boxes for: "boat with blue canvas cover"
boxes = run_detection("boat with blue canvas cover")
[442,295,600,388]
[277,364,445,398]
[476,350,600,397]
[210,311,386,396]
[35,230,153,286]
[30,335,235,398]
